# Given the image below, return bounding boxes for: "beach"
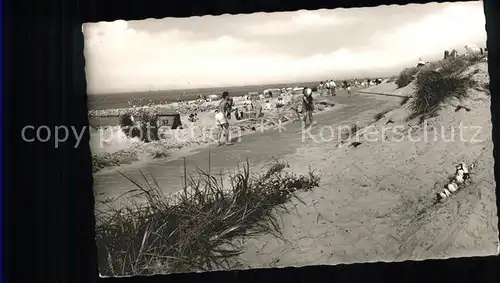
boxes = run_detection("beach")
[233,61,498,267]
[90,91,339,174]
[98,59,497,269]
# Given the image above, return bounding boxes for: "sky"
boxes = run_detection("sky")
[83,1,487,94]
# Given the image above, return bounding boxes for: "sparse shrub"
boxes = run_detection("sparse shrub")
[484,81,490,95]
[395,67,419,88]
[340,123,359,141]
[95,159,320,276]
[373,108,393,122]
[465,53,486,65]
[119,109,159,142]
[92,151,139,173]
[400,96,411,106]
[438,57,469,74]
[408,58,475,121]
[387,76,398,83]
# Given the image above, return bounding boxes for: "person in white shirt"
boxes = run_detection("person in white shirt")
[302,87,315,127]
[214,91,233,146]
[327,79,336,96]
[264,100,272,110]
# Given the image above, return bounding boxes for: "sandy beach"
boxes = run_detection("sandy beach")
[230,61,498,268]
[88,4,494,276]
[90,92,339,173]
[93,60,497,270]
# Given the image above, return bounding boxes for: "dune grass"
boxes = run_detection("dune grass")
[119,108,159,142]
[373,108,394,122]
[95,158,320,276]
[482,81,490,95]
[386,76,398,83]
[400,96,411,106]
[395,67,419,89]
[407,57,477,122]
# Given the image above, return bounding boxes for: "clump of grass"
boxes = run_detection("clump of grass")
[465,53,486,65]
[483,81,490,95]
[92,154,121,173]
[119,108,159,142]
[95,159,320,276]
[400,96,411,106]
[387,76,398,83]
[408,58,475,122]
[373,108,393,122]
[395,67,419,88]
[92,151,139,173]
[340,123,359,141]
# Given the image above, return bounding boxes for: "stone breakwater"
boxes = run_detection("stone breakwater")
[88,101,220,118]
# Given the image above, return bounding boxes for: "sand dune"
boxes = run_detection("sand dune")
[234,61,498,268]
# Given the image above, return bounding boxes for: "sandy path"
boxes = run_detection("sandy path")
[93,93,392,212]
[233,70,498,268]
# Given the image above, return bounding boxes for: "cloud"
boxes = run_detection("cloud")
[240,10,354,36]
[84,21,268,92]
[370,3,486,59]
[83,2,486,93]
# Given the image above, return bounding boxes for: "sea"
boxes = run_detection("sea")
[87,81,324,110]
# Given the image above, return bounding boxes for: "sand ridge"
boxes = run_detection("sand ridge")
[233,61,498,268]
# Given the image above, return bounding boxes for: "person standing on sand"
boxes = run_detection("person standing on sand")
[214,91,233,146]
[330,79,337,96]
[226,97,234,119]
[252,100,263,118]
[302,87,314,127]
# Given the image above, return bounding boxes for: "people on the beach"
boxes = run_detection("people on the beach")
[226,97,234,119]
[326,79,336,96]
[276,97,285,108]
[252,100,263,118]
[444,49,450,60]
[290,103,302,122]
[302,87,314,127]
[318,81,325,91]
[264,100,273,111]
[342,81,351,95]
[235,108,243,120]
[188,113,198,122]
[214,91,233,146]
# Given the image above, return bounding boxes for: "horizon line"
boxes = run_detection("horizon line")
[88,75,393,95]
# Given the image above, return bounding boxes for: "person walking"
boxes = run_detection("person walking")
[214,91,233,146]
[326,79,336,96]
[302,87,314,128]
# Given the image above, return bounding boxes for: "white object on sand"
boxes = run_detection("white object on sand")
[416,58,426,67]
[461,163,469,173]
[439,192,447,200]
[444,188,451,197]
[447,182,458,193]
[455,174,464,184]
[465,44,481,55]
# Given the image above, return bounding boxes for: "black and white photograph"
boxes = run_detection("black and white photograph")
[84,1,497,277]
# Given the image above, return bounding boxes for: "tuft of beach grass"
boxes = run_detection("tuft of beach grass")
[95,156,320,276]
